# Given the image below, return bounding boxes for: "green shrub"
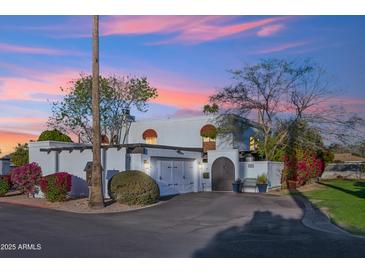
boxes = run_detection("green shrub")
[109,170,160,206]
[38,129,72,142]
[0,178,10,196]
[11,143,29,167]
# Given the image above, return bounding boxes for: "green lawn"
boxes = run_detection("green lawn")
[300,179,365,235]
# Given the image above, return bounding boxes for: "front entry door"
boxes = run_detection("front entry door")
[211,157,235,191]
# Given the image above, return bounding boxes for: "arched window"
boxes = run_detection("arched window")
[200,124,217,152]
[142,129,158,144]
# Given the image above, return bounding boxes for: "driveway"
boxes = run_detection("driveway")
[0,192,365,257]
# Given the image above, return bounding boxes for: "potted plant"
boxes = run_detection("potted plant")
[257,173,268,193]
[232,178,242,193]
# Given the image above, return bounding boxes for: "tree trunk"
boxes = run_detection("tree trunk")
[89,15,104,209]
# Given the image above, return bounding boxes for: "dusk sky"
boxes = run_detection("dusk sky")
[0,15,365,156]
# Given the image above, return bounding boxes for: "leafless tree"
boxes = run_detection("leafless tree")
[205,59,363,161]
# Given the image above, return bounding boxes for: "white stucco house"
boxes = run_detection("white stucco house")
[29,115,283,198]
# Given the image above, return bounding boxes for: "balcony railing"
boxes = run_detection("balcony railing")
[203,141,216,152]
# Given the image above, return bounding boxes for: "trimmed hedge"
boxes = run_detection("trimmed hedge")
[40,172,72,202]
[109,170,160,206]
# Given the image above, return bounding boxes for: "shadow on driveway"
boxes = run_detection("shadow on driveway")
[193,191,365,258]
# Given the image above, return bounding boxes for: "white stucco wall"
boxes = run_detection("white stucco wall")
[128,115,256,151]
[29,141,204,198]
[128,115,215,147]
[267,161,284,188]
[29,141,128,198]
[240,161,283,188]
[199,162,211,191]
[208,149,240,181]
[29,141,79,175]
[241,161,268,179]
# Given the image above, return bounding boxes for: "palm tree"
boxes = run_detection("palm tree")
[89,15,104,209]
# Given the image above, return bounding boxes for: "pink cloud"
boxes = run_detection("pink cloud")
[0,117,46,124]
[0,69,81,101]
[0,42,80,56]
[0,130,37,156]
[255,40,309,54]
[102,16,288,44]
[257,24,285,37]
[320,96,365,113]
[169,108,204,118]
[153,86,210,109]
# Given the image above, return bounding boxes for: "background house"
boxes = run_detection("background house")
[0,155,11,175]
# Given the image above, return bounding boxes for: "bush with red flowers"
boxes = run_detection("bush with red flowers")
[10,162,42,196]
[283,149,325,186]
[40,172,72,202]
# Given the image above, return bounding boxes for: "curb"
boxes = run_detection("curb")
[0,198,166,215]
[0,199,51,210]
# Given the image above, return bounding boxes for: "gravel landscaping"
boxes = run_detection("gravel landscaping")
[0,192,156,214]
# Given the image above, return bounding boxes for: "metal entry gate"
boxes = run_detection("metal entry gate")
[211,157,234,191]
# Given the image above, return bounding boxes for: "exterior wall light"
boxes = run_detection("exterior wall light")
[198,162,203,170]
[144,160,151,170]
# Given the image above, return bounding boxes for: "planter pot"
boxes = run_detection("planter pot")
[257,184,268,193]
[232,183,241,193]
[287,180,298,190]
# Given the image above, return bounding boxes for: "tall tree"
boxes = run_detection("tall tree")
[89,15,104,209]
[10,143,29,167]
[48,75,157,143]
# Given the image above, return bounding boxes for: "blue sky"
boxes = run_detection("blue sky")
[0,16,364,154]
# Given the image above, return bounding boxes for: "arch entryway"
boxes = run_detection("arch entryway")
[211,157,235,191]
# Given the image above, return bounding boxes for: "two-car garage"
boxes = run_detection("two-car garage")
[150,158,196,196]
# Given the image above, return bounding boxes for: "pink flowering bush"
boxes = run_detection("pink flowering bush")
[10,162,42,196]
[283,150,325,186]
[40,172,72,202]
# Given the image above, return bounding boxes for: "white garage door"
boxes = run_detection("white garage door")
[151,158,195,196]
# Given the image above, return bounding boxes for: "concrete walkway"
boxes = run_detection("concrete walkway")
[1,192,365,257]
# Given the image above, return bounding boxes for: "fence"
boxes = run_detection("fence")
[322,162,365,180]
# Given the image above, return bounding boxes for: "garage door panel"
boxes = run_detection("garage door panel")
[151,158,195,196]
[183,161,194,193]
[157,160,175,196]
[172,161,184,193]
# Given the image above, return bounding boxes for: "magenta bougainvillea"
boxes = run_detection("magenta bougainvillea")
[10,162,42,195]
[40,172,72,202]
[283,151,325,186]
